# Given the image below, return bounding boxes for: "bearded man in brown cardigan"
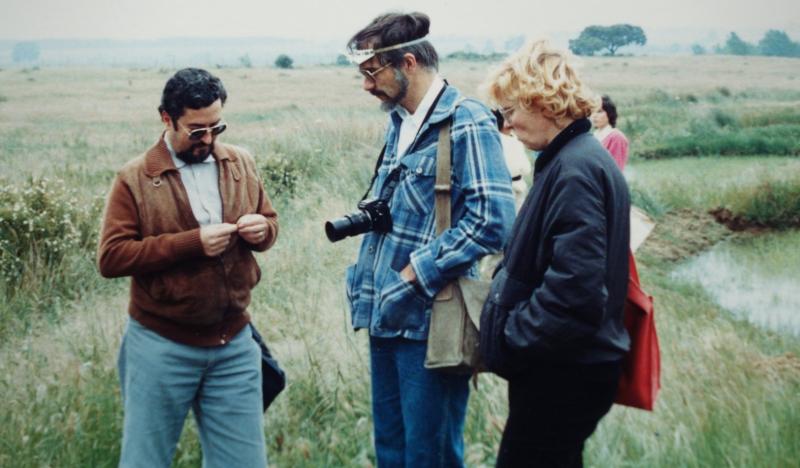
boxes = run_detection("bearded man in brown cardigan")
[98,68,277,468]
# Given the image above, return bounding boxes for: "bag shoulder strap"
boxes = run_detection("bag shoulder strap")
[434,97,467,236]
[627,250,654,313]
[434,122,452,236]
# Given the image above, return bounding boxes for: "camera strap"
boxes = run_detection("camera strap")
[360,83,449,203]
[359,144,387,202]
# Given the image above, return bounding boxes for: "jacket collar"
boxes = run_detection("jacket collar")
[534,118,592,173]
[144,132,237,177]
[424,83,463,126]
[389,82,462,135]
[394,75,445,124]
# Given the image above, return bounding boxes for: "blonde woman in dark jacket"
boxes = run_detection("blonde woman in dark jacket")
[480,40,631,468]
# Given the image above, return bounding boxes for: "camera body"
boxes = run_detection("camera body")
[325,198,393,242]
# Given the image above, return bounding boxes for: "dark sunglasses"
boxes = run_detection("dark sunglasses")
[179,122,227,141]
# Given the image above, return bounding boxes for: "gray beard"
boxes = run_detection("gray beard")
[380,69,409,113]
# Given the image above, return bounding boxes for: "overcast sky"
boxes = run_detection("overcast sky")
[2,0,799,41]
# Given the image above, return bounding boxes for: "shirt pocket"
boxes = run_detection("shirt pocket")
[393,153,437,216]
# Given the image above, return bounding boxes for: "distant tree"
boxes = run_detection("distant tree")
[569,24,646,56]
[691,44,707,55]
[275,54,293,69]
[335,54,349,66]
[239,54,252,68]
[758,30,800,57]
[12,42,40,63]
[504,35,525,52]
[569,35,606,56]
[722,32,756,55]
[445,50,507,61]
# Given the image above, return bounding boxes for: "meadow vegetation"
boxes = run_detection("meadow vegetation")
[0,55,798,467]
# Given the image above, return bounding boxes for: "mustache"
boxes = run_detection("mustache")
[175,141,214,164]
[189,143,213,158]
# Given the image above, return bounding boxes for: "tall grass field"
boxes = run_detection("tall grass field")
[1,55,798,467]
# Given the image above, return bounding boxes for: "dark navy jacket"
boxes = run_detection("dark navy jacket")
[481,119,630,371]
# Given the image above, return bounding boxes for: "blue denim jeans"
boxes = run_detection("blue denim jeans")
[369,336,470,468]
[118,318,267,468]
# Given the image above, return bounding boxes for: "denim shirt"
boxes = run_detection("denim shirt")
[346,85,516,340]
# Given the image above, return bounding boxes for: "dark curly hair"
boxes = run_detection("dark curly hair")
[601,95,618,128]
[348,12,438,70]
[158,68,227,129]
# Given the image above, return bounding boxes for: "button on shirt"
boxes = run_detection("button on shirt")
[394,75,445,158]
[165,137,223,226]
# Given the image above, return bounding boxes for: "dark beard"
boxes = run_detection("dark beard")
[176,142,214,164]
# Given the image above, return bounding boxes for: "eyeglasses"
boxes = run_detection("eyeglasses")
[179,122,227,141]
[359,62,392,82]
[498,105,515,120]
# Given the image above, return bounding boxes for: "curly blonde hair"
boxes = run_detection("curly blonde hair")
[483,39,599,126]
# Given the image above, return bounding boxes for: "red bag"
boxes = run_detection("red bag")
[616,250,660,411]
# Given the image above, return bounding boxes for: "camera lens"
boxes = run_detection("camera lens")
[325,212,373,242]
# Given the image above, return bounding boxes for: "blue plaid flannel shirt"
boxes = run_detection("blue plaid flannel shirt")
[345,85,516,340]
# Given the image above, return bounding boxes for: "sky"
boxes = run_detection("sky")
[2,0,799,41]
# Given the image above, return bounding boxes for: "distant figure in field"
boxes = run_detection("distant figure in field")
[97,68,278,467]
[492,108,532,212]
[592,95,629,171]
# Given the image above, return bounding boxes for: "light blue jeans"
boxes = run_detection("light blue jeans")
[118,318,266,468]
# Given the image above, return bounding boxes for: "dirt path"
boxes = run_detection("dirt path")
[638,208,732,262]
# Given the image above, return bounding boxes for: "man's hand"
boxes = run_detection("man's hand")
[200,223,238,256]
[400,263,417,283]
[237,214,270,245]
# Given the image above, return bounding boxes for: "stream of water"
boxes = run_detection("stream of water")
[672,231,800,336]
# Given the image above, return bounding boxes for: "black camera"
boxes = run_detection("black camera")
[325,198,393,242]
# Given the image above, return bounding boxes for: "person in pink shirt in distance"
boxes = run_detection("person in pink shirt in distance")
[592,95,656,252]
[592,95,629,171]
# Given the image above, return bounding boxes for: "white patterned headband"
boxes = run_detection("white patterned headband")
[346,36,430,65]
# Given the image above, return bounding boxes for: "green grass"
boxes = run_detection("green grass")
[628,156,800,230]
[0,59,799,467]
[724,177,800,228]
[0,177,108,339]
[639,125,800,159]
[739,106,800,127]
[600,83,800,160]
[627,156,800,218]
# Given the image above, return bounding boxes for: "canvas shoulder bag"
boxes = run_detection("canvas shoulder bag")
[423,114,491,374]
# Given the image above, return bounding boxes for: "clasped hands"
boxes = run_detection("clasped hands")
[200,214,269,256]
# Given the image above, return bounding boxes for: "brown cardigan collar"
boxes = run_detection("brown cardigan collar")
[144,133,238,178]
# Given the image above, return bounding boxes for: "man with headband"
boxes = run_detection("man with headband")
[343,12,515,467]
